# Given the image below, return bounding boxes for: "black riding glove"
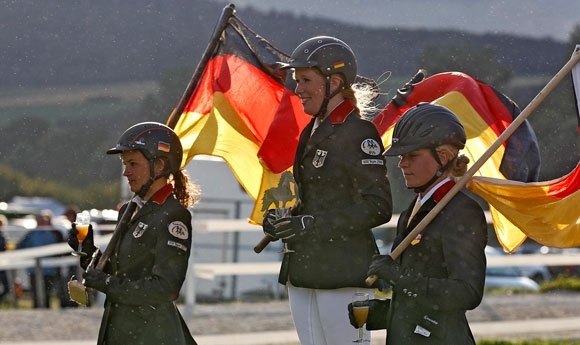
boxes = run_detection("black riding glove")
[83,268,112,293]
[348,299,390,330]
[262,209,279,241]
[67,223,96,254]
[271,215,315,240]
[367,255,403,287]
[347,299,370,329]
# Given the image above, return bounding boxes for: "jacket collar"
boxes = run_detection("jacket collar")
[129,184,174,224]
[328,99,355,124]
[150,183,174,204]
[133,183,174,207]
[417,178,455,205]
[432,179,456,203]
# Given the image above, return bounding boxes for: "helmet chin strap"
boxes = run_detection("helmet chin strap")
[411,148,454,194]
[313,76,343,118]
[136,160,157,198]
[136,158,170,198]
[412,171,443,194]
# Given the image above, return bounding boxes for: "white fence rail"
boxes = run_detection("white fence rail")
[2,218,580,309]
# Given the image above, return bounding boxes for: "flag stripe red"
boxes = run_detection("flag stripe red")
[374,72,540,183]
[375,73,514,141]
[184,54,286,142]
[547,162,580,198]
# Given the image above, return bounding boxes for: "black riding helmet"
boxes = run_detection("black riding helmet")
[384,103,466,192]
[281,36,357,117]
[107,122,183,197]
[384,103,466,156]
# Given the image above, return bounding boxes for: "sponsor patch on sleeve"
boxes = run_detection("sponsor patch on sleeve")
[167,240,188,252]
[362,159,385,165]
[168,221,189,239]
[360,138,381,156]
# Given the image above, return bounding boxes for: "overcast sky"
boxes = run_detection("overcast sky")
[213,0,579,42]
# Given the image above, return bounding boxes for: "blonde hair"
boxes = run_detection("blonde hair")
[450,154,470,177]
[334,74,380,119]
[343,83,381,119]
[436,144,470,177]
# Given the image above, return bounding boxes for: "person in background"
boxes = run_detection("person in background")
[16,210,65,308]
[67,122,200,345]
[262,36,393,345]
[0,215,9,303]
[63,205,81,225]
[349,103,488,345]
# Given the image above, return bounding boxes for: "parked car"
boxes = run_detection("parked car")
[486,245,551,284]
[485,265,540,291]
[543,247,580,278]
[485,246,541,291]
[513,242,580,278]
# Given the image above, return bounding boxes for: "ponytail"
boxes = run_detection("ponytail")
[173,169,201,208]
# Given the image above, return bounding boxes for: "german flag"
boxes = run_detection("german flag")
[373,71,542,252]
[469,46,580,248]
[468,80,580,248]
[167,5,309,224]
[469,162,580,248]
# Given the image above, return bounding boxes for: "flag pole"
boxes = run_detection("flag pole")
[367,46,580,286]
[167,3,236,129]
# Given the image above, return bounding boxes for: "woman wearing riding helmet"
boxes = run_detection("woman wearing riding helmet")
[262,36,393,345]
[351,103,488,345]
[67,122,200,345]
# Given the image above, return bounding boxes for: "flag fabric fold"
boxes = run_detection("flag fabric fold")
[469,162,580,248]
[167,11,309,224]
[373,71,542,252]
[468,47,578,250]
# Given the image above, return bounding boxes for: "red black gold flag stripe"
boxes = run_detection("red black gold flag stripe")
[167,5,309,224]
[373,71,546,252]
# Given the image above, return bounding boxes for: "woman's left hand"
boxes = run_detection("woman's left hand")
[367,255,402,287]
[83,268,111,292]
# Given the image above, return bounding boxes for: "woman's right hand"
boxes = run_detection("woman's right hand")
[67,223,96,253]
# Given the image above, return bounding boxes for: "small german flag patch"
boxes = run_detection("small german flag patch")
[333,61,345,69]
[158,141,171,152]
